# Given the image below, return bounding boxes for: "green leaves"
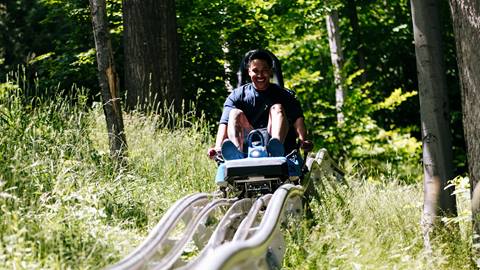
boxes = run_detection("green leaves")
[374,88,417,111]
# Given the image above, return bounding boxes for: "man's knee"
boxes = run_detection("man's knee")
[229,109,251,129]
[229,108,246,120]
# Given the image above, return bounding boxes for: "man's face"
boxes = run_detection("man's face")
[248,59,272,91]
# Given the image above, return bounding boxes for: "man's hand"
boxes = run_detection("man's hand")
[207,147,221,160]
[300,140,313,152]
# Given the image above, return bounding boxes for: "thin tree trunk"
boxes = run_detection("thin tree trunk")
[89,0,127,159]
[344,0,367,82]
[448,0,480,258]
[221,41,234,92]
[410,0,456,250]
[326,10,346,125]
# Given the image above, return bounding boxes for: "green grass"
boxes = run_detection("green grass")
[283,173,474,269]
[0,81,216,269]
[0,80,474,269]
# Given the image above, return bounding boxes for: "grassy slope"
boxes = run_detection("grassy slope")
[0,93,473,269]
[284,179,473,269]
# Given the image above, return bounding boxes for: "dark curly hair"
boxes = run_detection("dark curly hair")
[246,49,273,69]
[237,49,283,88]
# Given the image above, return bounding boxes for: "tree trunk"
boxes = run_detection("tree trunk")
[448,0,480,257]
[410,0,457,250]
[222,41,234,92]
[89,0,127,159]
[326,10,346,125]
[344,0,367,82]
[123,0,182,112]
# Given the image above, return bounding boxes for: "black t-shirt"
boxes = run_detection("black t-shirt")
[219,83,304,153]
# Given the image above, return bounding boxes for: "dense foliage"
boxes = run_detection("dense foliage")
[0,0,465,177]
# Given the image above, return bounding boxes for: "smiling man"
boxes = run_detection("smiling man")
[207,49,312,160]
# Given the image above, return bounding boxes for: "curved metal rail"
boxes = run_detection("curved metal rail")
[176,197,258,270]
[303,148,347,206]
[194,184,304,270]
[151,197,237,269]
[107,192,211,270]
[305,148,345,183]
[232,194,272,241]
[205,198,254,249]
[108,149,344,270]
[108,193,237,270]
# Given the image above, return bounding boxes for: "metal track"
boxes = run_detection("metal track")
[107,149,344,270]
[193,183,304,270]
[108,193,237,270]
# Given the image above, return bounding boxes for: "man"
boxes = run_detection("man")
[207,49,312,160]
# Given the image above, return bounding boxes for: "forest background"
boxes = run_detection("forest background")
[0,0,474,269]
[0,0,466,179]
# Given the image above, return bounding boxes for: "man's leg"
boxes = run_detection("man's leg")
[227,108,253,152]
[267,104,288,157]
[267,104,289,143]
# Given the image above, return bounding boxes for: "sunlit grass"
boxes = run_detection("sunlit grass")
[0,81,216,268]
[0,78,473,269]
[283,171,474,269]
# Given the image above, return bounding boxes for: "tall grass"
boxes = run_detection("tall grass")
[283,170,474,269]
[0,77,216,269]
[0,74,473,269]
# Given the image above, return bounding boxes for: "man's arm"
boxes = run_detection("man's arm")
[214,123,228,150]
[293,117,307,141]
[207,123,228,159]
[293,117,313,151]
